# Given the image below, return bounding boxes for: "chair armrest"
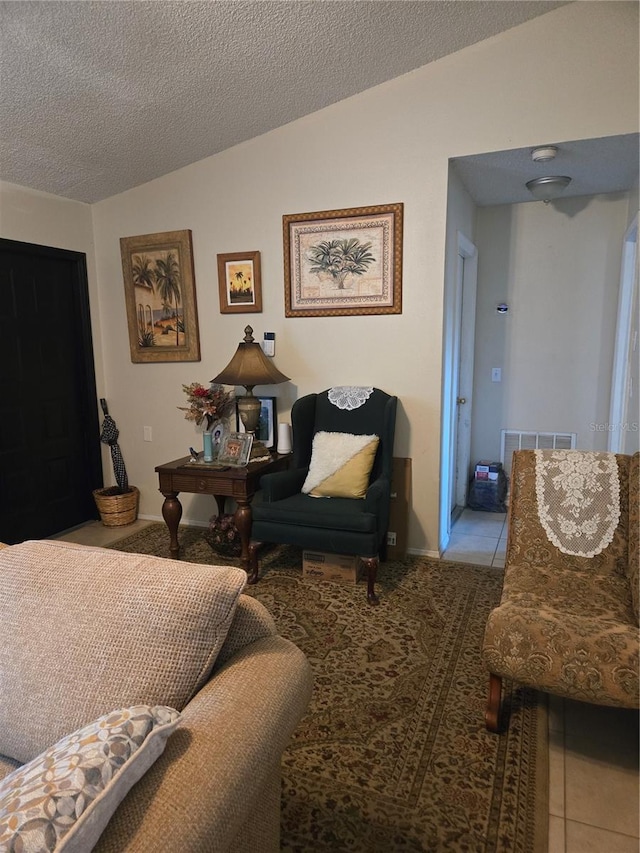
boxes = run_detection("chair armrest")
[364,474,391,537]
[364,475,390,513]
[94,635,313,853]
[260,468,308,502]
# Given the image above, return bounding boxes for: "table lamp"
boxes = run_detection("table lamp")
[211,326,289,459]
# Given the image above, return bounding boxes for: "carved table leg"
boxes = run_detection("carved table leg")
[485,672,502,733]
[247,540,263,585]
[234,499,253,576]
[361,556,380,606]
[161,491,182,559]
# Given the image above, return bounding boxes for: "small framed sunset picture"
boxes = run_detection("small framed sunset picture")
[217,251,263,314]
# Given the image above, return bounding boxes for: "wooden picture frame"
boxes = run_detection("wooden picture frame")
[217,432,254,467]
[283,203,403,317]
[120,230,201,363]
[217,251,263,314]
[236,396,277,449]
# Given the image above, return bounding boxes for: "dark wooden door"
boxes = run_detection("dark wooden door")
[0,239,103,543]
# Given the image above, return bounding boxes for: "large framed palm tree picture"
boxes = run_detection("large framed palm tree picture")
[120,230,201,363]
[283,202,403,317]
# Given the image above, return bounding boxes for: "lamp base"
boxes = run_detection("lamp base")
[248,438,271,461]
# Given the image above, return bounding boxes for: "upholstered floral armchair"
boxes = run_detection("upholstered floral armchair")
[482,449,639,732]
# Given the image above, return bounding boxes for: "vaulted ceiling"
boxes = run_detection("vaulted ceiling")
[1,1,572,204]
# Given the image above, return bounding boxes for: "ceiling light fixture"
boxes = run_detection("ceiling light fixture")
[525,175,572,203]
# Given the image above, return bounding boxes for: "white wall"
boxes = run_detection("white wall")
[88,1,638,551]
[471,192,631,463]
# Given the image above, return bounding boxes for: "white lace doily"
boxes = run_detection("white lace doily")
[534,450,620,558]
[327,386,374,411]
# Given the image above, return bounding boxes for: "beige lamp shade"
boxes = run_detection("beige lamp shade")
[211,326,289,389]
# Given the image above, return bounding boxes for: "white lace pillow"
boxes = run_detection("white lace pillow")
[0,705,181,853]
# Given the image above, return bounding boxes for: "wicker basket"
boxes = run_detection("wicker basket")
[93,486,139,527]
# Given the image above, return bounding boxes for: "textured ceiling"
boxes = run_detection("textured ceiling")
[0,0,571,203]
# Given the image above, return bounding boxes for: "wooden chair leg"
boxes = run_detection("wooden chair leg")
[485,672,502,733]
[247,540,263,585]
[361,556,379,606]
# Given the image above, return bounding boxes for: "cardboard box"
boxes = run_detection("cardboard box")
[475,461,502,481]
[302,551,360,584]
[387,457,411,560]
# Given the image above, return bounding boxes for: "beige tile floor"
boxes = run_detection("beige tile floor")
[444,509,640,853]
[54,516,640,851]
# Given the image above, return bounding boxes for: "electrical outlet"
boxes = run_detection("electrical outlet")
[491,367,502,383]
[143,426,152,442]
[387,531,397,546]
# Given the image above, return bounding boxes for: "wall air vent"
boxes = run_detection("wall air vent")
[500,430,577,478]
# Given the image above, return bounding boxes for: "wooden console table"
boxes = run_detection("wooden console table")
[155,453,289,575]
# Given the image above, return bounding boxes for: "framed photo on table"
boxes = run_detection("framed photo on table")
[217,432,254,467]
[236,396,277,449]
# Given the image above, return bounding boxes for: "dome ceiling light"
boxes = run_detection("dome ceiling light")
[526,175,572,203]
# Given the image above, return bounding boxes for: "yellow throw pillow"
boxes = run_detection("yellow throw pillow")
[302,432,380,498]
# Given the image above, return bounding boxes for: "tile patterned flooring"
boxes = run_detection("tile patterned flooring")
[443,509,640,852]
[56,515,640,851]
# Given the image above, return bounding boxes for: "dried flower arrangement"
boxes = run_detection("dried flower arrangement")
[178,382,236,430]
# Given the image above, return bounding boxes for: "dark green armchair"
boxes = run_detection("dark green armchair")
[248,387,398,604]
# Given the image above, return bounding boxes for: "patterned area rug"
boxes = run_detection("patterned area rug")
[110,524,548,852]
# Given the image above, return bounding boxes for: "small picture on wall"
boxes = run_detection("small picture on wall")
[217,251,263,314]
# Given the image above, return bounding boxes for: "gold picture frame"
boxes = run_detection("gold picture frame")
[283,203,403,317]
[217,251,263,314]
[120,229,201,363]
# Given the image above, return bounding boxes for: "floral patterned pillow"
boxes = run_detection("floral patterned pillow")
[0,705,181,852]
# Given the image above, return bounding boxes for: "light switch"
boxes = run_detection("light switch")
[491,368,501,383]
[143,426,153,442]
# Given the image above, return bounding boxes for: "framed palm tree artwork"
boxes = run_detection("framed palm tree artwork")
[120,230,201,363]
[283,203,403,317]
[217,251,263,314]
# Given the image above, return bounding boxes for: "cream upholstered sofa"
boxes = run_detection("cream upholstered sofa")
[0,539,313,851]
[482,449,639,732]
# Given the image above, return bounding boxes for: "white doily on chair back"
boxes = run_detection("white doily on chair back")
[534,449,620,558]
[327,386,374,411]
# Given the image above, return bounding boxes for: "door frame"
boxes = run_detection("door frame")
[439,231,478,553]
[608,213,638,452]
[0,238,103,523]
[454,233,478,508]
